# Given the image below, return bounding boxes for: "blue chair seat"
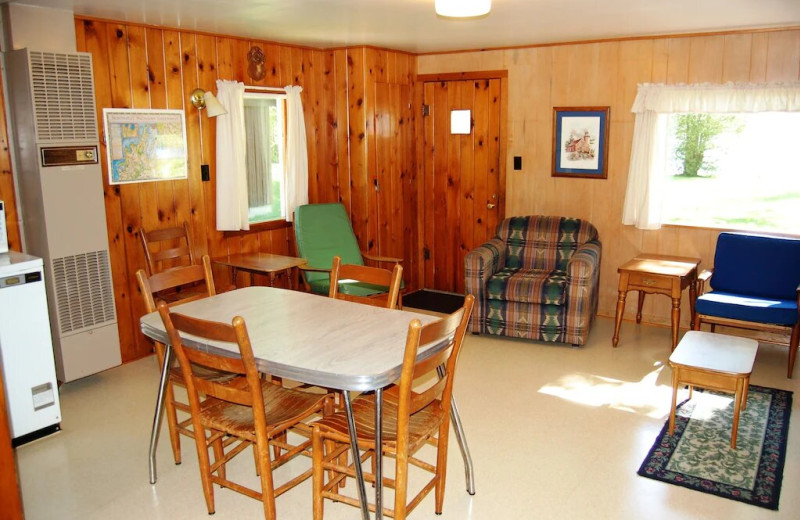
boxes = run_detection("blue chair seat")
[696,291,798,326]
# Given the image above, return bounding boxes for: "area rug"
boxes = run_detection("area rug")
[403,290,465,314]
[637,385,792,510]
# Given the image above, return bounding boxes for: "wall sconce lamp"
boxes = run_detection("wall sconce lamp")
[190,88,227,117]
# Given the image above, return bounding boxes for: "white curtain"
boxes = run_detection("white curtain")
[215,80,249,231]
[284,85,308,222]
[622,82,800,229]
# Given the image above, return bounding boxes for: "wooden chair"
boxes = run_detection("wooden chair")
[156,301,334,519]
[329,255,403,309]
[136,255,235,465]
[140,222,195,275]
[311,294,474,520]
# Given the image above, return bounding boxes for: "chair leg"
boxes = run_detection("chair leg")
[434,424,450,514]
[212,435,226,482]
[193,429,216,515]
[164,382,182,464]
[788,324,799,378]
[312,429,325,520]
[256,438,277,520]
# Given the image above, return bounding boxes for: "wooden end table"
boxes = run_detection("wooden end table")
[668,331,758,449]
[612,254,700,350]
[213,253,307,290]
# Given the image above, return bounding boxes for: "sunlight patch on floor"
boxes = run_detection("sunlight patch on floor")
[538,363,674,418]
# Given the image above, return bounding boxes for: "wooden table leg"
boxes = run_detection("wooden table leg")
[612,290,628,347]
[731,378,744,449]
[669,368,679,435]
[636,292,646,324]
[671,297,681,350]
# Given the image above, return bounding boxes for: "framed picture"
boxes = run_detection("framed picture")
[103,108,188,185]
[552,106,609,179]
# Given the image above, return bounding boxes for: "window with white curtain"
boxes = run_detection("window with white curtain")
[243,92,286,224]
[622,82,800,233]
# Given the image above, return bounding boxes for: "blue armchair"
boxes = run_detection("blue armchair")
[693,232,800,377]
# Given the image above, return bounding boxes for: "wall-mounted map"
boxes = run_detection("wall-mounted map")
[103,109,188,185]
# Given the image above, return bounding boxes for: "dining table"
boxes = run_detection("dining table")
[140,286,475,520]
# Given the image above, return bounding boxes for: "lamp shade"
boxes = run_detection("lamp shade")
[203,91,227,117]
[435,0,491,18]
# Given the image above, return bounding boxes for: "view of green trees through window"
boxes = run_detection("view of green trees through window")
[663,112,800,234]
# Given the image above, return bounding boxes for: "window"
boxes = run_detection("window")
[622,82,800,232]
[661,112,800,234]
[243,92,287,224]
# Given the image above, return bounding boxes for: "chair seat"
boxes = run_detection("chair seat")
[200,382,328,438]
[312,392,443,447]
[486,267,567,305]
[696,291,798,325]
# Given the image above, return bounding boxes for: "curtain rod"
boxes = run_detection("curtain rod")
[244,85,286,94]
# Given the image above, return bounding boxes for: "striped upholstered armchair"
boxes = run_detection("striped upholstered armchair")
[465,215,601,346]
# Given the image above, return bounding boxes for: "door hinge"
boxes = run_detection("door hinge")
[422,104,430,117]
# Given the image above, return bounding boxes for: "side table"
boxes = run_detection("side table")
[668,331,758,449]
[213,253,307,290]
[612,254,700,350]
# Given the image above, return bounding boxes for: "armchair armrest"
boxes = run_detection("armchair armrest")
[566,240,601,282]
[362,251,403,265]
[697,268,713,296]
[297,264,332,292]
[464,237,506,333]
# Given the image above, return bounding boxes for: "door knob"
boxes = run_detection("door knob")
[487,203,496,209]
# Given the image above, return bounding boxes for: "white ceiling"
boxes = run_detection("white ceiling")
[18,0,800,53]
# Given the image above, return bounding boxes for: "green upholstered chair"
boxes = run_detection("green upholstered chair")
[294,203,403,298]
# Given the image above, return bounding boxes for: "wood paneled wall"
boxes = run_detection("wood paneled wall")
[418,28,800,328]
[68,18,417,362]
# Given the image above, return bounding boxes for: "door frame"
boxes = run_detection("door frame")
[413,70,508,292]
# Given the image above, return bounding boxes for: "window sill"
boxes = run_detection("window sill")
[222,219,292,238]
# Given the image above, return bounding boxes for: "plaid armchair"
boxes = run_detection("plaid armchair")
[465,216,601,345]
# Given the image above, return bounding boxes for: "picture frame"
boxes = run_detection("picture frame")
[103,108,188,185]
[552,106,609,179]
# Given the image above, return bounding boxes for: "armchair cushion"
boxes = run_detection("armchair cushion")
[487,268,567,305]
[696,291,798,326]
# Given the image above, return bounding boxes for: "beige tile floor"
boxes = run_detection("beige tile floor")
[14,317,800,519]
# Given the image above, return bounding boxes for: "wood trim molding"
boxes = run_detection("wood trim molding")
[416,70,508,82]
[222,219,292,238]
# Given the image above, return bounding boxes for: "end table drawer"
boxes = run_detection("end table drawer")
[627,272,673,291]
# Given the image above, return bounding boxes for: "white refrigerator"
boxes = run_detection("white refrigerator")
[0,251,61,443]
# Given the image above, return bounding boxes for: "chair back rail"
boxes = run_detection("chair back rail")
[329,255,403,309]
[140,222,195,275]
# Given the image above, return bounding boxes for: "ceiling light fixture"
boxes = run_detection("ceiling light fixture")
[190,88,227,117]
[435,0,491,18]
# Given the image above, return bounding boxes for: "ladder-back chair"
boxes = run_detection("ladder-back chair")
[311,294,474,519]
[157,301,334,519]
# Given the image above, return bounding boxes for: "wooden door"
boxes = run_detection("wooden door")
[422,76,505,293]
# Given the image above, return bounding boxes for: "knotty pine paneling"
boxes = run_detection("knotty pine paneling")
[70,18,417,362]
[418,27,800,330]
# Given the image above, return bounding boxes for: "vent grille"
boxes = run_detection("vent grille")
[29,51,98,142]
[53,251,116,334]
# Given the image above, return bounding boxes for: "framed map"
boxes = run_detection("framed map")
[103,108,188,185]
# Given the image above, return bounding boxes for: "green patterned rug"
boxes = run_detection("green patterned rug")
[638,385,792,510]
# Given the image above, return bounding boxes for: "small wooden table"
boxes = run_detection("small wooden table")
[612,254,700,350]
[668,331,758,449]
[213,253,307,289]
